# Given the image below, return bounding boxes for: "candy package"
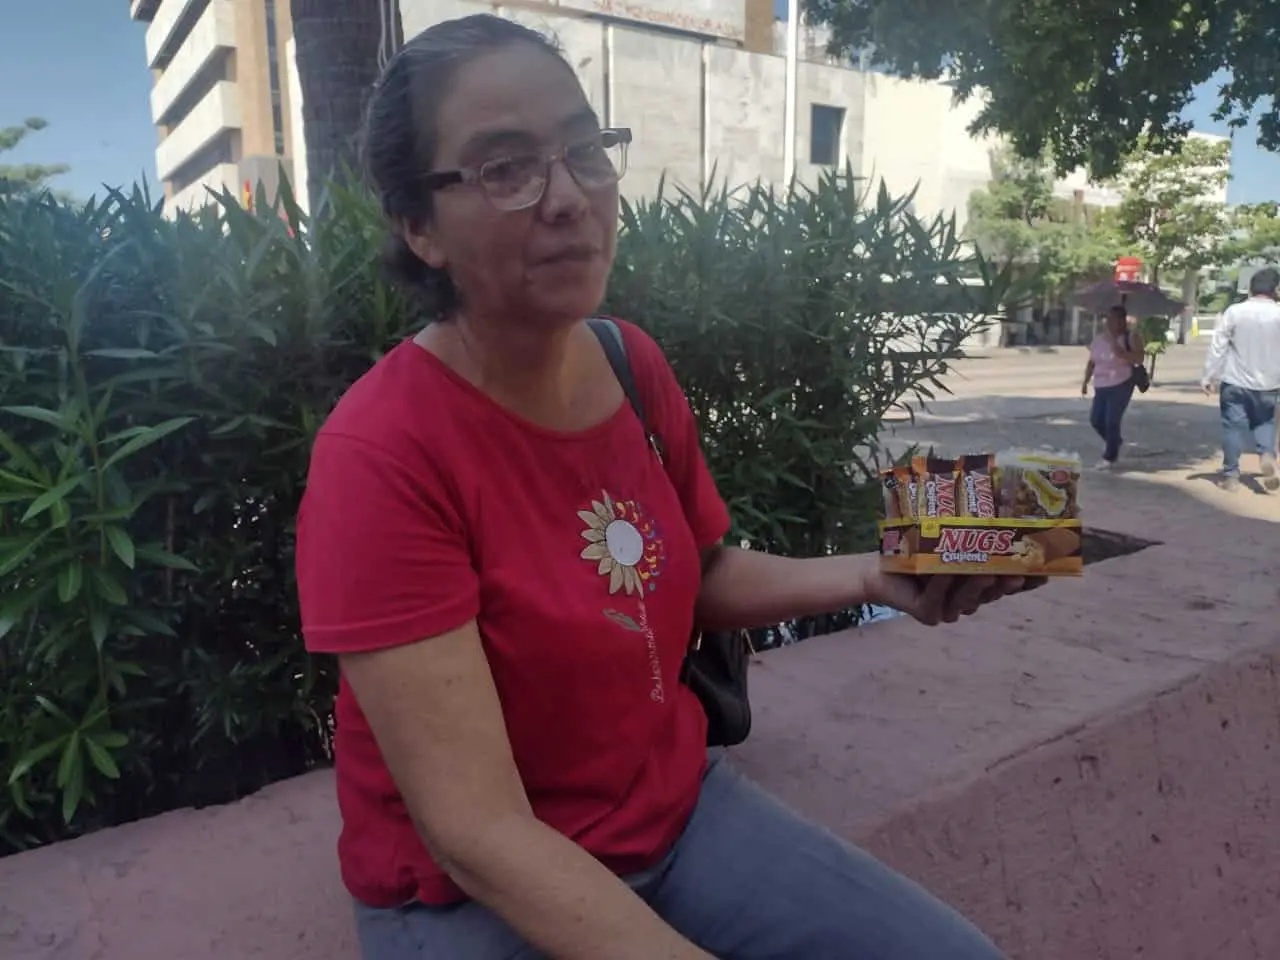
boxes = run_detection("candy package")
[878,448,1083,576]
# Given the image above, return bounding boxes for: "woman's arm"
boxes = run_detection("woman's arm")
[1082,358,1095,394]
[696,547,1026,630]
[342,626,713,960]
[1122,334,1145,365]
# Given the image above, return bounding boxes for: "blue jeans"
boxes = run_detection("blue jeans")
[354,753,1005,959]
[1220,382,1279,477]
[1090,379,1135,462]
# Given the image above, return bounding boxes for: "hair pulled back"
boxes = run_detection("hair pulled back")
[361,15,566,318]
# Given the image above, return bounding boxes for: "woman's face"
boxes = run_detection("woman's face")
[1107,311,1127,335]
[408,44,619,329]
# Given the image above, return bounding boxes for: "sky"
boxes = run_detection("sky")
[2,1,1279,205]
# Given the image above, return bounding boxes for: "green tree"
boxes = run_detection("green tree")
[967,147,1122,323]
[802,0,1278,179]
[1113,136,1231,307]
[0,117,69,195]
[1222,201,1280,263]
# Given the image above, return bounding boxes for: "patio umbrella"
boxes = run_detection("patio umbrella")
[1071,279,1185,317]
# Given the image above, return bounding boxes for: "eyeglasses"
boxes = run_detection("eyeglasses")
[423,127,631,212]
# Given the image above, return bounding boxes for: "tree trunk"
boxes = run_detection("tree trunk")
[291,0,400,212]
[1178,271,1199,344]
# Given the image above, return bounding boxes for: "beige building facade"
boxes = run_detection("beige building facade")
[397,0,1005,229]
[129,0,299,216]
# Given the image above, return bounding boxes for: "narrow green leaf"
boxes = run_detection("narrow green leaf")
[135,544,199,573]
[94,731,129,749]
[35,695,77,727]
[104,526,136,569]
[101,417,195,470]
[0,582,52,641]
[209,415,247,436]
[0,429,47,481]
[56,732,81,788]
[9,778,35,817]
[56,559,84,603]
[61,745,85,824]
[49,497,72,530]
[89,566,129,606]
[20,475,83,524]
[120,608,176,637]
[0,469,45,491]
[7,738,65,785]
[89,608,110,649]
[0,528,53,578]
[2,405,71,432]
[83,739,121,780]
[85,348,160,360]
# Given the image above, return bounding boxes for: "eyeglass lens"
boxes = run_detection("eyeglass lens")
[480,133,628,210]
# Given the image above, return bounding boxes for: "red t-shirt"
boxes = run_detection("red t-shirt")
[296,320,730,907]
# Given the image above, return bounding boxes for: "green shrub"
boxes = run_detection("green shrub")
[0,170,996,852]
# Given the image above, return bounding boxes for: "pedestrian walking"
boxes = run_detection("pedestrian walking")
[1082,305,1144,469]
[1201,267,1280,492]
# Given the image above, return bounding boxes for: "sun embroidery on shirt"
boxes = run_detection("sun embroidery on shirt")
[578,491,666,595]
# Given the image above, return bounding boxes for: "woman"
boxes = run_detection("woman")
[1082,305,1144,469]
[297,14,1031,959]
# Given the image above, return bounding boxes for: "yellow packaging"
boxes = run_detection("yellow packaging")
[878,448,1083,576]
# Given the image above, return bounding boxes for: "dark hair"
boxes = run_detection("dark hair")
[361,15,567,318]
[1107,305,1127,321]
[1249,267,1279,299]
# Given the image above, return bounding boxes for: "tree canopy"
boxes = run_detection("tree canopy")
[966,147,1122,306]
[1113,135,1232,282]
[1223,201,1280,264]
[0,117,69,195]
[967,137,1253,316]
[801,0,1278,179]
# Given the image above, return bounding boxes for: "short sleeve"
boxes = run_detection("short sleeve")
[620,322,731,550]
[296,431,480,654]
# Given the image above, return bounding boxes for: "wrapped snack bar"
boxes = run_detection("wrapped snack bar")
[913,455,957,518]
[878,448,1083,576]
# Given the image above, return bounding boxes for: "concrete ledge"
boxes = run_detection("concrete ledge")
[0,769,352,960]
[3,489,1277,959]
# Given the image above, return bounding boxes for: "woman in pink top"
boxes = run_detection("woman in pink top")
[1082,305,1145,468]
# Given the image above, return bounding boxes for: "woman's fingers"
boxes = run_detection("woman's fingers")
[901,574,1040,627]
[913,574,953,626]
[944,575,996,622]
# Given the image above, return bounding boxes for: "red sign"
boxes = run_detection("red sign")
[1115,256,1142,283]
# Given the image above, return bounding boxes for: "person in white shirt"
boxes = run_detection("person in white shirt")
[1201,267,1280,492]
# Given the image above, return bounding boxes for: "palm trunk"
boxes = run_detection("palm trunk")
[291,0,399,212]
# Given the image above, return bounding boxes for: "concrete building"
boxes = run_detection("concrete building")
[129,0,299,216]
[398,0,1007,230]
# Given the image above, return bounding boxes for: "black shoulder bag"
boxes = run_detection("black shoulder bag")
[1125,331,1151,393]
[588,318,753,748]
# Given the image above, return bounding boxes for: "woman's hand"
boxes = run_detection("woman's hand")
[866,572,1043,627]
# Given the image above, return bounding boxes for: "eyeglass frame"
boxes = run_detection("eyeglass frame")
[421,126,632,212]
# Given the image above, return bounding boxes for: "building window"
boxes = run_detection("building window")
[809,104,844,166]
[265,0,286,155]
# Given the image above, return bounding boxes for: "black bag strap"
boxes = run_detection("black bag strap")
[589,319,750,659]
[588,318,665,463]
